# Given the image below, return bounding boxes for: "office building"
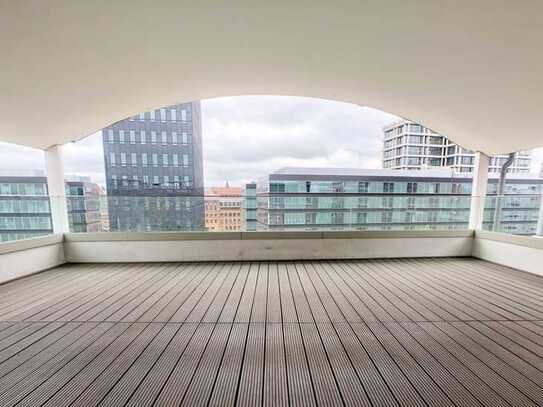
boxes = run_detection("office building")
[383,120,532,173]
[0,172,102,241]
[0,172,52,242]
[66,176,103,233]
[102,101,204,231]
[254,167,543,235]
[205,185,242,231]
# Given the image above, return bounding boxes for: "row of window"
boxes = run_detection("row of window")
[268,180,474,194]
[128,107,188,122]
[109,152,190,167]
[110,174,193,189]
[0,199,50,214]
[268,180,542,195]
[107,129,191,145]
[270,206,540,226]
[0,216,52,230]
[0,183,47,196]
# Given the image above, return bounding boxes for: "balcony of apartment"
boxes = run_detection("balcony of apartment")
[1,2,543,406]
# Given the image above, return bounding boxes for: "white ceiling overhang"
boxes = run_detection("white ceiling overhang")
[1,1,542,154]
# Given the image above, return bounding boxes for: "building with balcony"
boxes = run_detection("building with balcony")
[204,185,242,231]
[254,167,543,234]
[103,102,204,232]
[383,120,532,173]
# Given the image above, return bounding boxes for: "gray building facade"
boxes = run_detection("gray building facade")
[254,168,543,235]
[102,101,204,232]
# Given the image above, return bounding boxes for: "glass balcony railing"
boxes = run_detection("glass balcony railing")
[1,193,541,242]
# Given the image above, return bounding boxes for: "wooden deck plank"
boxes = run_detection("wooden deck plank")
[0,257,541,407]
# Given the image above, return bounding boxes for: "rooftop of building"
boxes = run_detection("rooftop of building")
[271,167,543,181]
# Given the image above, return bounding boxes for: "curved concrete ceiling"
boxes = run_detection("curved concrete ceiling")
[1,1,542,154]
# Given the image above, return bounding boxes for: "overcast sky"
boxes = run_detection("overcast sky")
[1,95,542,187]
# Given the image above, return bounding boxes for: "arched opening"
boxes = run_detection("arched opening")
[1,95,542,241]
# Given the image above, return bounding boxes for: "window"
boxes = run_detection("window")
[143,175,149,185]
[162,153,168,167]
[111,175,117,188]
[108,130,114,143]
[172,132,178,144]
[139,113,145,120]
[383,182,394,193]
[151,131,157,144]
[119,130,125,144]
[183,154,189,167]
[181,109,187,121]
[153,176,159,185]
[109,152,116,166]
[161,131,167,145]
[142,153,148,166]
[150,110,156,120]
[173,175,180,188]
[132,175,139,189]
[173,154,179,167]
[152,153,158,167]
[171,109,177,121]
[140,130,146,144]
[164,175,169,185]
[182,132,188,144]
[160,108,166,122]
[183,175,190,185]
[407,182,417,193]
[121,175,128,187]
[131,153,137,166]
[120,153,126,166]
[129,130,136,144]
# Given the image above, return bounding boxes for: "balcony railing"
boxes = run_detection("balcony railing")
[2,192,542,242]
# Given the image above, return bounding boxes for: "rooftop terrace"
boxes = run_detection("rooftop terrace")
[1,257,542,406]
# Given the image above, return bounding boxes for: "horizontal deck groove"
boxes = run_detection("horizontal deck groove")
[0,258,541,406]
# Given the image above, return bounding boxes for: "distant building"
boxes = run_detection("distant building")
[383,120,532,173]
[242,183,257,231]
[254,167,543,235]
[0,171,102,241]
[0,172,52,242]
[66,176,102,233]
[205,185,242,231]
[102,101,204,232]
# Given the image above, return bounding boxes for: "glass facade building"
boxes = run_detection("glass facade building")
[102,101,204,232]
[0,176,52,242]
[383,120,532,173]
[0,175,102,241]
[254,168,543,235]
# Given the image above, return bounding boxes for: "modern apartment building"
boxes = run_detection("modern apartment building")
[102,101,204,232]
[254,167,543,235]
[204,185,242,231]
[383,120,532,173]
[66,176,103,233]
[0,172,102,241]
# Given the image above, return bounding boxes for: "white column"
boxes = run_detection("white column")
[468,152,489,230]
[45,145,69,234]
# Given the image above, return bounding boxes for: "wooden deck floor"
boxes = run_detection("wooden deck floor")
[0,258,543,406]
